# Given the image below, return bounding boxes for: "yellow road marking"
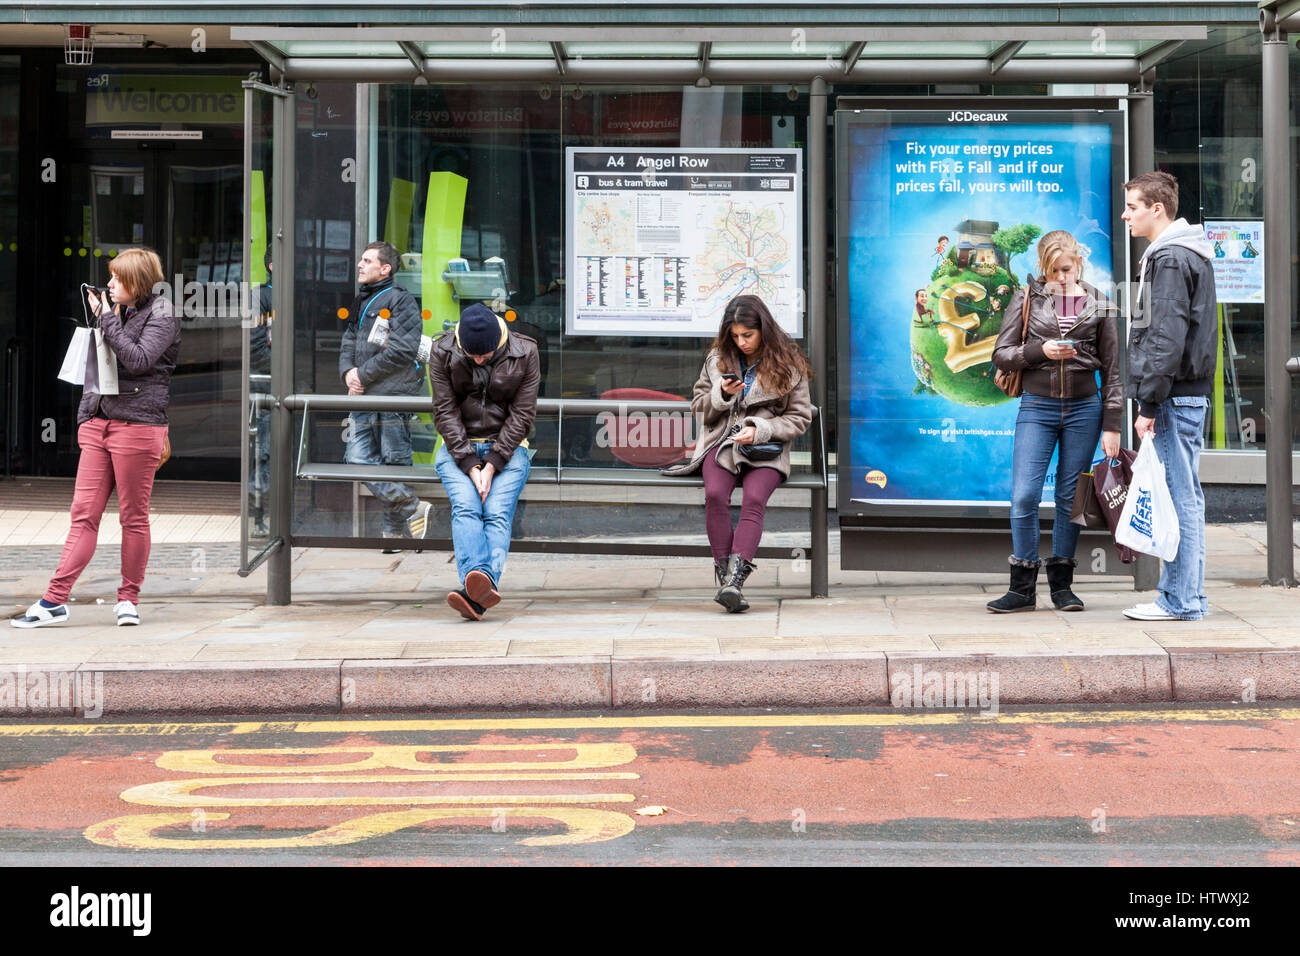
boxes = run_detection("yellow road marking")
[1,708,1297,737]
[157,742,637,774]
[86,807,635,849]
[121,778,635,807]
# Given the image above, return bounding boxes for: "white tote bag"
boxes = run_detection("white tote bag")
[57,327,93,385]
[1115,437,1181,561]
[93,329,119,395]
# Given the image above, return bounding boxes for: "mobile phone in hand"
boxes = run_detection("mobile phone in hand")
[720,372,741,382]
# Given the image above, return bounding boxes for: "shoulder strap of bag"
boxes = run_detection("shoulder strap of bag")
[1019,285,1032,343]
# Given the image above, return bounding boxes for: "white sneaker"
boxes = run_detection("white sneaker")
[406,500,434,553]
[10,601,69,628]
[115,601,140,626]
[406,500,433,538]
[1122,601,1179,621]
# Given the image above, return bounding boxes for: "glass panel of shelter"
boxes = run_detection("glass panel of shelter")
[286,81,815,541]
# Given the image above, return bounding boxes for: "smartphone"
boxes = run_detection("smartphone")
[1054,339,1075,349]
[720,372,741,382]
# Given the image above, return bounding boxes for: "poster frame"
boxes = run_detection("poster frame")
[564,145,804,338]
[834,99,1129,522]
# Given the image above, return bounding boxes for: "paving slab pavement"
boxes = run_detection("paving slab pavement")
[0,522,1295,714]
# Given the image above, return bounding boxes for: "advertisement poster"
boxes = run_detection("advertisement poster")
[837,109,1124,510]
[566,148,802,337]
[1204,220,1263,303]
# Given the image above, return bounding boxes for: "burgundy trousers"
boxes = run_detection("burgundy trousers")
[700,446,784,562]
[45,418,168,605]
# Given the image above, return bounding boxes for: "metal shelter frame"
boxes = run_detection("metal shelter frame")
[228,7,1295,604]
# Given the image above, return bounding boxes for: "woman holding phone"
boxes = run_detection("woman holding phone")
[663,294,812,612]
[11,248,179,629]
[988,230,1122,613]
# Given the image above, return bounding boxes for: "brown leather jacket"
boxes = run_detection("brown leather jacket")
[429,322,539,475]
[992,277,1123,432]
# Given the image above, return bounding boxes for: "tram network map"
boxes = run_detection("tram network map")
[566,148,803,337]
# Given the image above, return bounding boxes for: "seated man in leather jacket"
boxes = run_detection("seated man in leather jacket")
[429,303,540,620]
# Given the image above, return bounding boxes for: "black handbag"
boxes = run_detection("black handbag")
[736,441,783,461]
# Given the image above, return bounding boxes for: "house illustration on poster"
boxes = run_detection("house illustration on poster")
[954,219,1004,271]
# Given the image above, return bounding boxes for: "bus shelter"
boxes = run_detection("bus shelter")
[231,11,1294,604]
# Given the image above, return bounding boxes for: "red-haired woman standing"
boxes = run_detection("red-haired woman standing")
[12,247,180,628]
[665,294,812,612]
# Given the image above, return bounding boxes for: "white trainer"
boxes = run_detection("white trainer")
[115,601,140,626]
[10,601,69,629]
[1122,601,1180,622]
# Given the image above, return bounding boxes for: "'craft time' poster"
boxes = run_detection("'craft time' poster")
[836,109,1124,510]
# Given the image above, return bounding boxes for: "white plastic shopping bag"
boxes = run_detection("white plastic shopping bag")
[57,327,92,385]
[94,329,119,395]
[1115,437,1180,561]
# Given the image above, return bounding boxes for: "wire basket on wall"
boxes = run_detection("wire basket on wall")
[65,24,94,66]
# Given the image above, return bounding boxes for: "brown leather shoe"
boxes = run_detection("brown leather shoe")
[446,589,485,621]
[464,569,501,610]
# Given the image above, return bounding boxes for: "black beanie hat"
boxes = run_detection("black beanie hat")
[458,303,501,355]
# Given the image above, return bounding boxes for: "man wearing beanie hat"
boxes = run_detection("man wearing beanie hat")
[429,302,540,620]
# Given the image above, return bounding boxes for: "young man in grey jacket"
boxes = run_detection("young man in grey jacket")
[338,240,432,552]
[1121,171,1217,621]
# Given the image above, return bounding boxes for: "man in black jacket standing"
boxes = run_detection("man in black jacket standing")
[339,240,431,551]
[1121,171,1217,621]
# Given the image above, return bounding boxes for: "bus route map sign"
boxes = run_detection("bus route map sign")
[565,147,803,337]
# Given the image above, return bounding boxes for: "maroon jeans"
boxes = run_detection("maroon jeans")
[45,418,168,605]
[701,446,784,562]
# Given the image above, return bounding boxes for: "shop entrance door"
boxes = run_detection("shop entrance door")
[38,146,244,480]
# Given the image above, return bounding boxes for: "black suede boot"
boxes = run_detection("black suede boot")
[986,556,1039,613]
[714,558,729,589]
[715,555,756,613]
[1045,556,1084,611]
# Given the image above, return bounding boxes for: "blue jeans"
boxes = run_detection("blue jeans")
[434,441,531,587]
[345,411,418,534]
[1152,396,1209,619]
[1010,393,1102,562]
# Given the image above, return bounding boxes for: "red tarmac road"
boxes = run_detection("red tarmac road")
[1,706,1298,865]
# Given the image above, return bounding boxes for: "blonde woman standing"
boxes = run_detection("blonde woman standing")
[988,231,1121,613]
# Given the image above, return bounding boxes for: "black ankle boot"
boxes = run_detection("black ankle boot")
[714,559,728,589]
[715,554,756,613]
[1045,556,1084,611]
[986,556,1040,613]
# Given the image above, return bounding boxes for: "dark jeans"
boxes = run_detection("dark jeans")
[1010,393,1102,562]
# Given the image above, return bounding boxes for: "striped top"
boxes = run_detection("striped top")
[1054,294,1086,334]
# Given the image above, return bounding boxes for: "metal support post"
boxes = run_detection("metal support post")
[1126,87,1160,592]
[1262,26,1296,585]
[809,75,829,598]
[268,84,296,605]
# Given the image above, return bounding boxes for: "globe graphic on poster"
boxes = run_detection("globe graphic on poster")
[909,220,1041,408]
